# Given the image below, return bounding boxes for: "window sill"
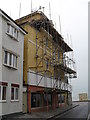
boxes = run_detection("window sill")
[6,32,18,42]
[0,100,7,103]
[3,64,17,70]
[11,100,19,102]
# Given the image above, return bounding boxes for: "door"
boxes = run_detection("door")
[23,92,27,113]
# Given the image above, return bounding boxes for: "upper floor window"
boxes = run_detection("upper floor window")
[46,39,48,47]
[4,51,17,69]
[7,23,18,40]
[45,60,49,69]
[58,51,60,61]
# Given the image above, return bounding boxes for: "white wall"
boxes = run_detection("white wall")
[0,14,24,116]
[0,12,2,117]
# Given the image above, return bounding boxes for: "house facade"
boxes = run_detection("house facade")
[0,9,26,116]
[16,11,77,113]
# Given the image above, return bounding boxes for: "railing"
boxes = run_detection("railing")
[27,71,72,92]
[63,54,76,73]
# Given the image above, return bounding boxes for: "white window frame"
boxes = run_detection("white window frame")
[11,86,19,101]
[4,51,17,69]
[0,85,7,102]
[6,23,18,41]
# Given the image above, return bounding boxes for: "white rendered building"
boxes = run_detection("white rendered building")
[0,9,27,117]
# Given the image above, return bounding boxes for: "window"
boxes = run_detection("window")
[58,94,65,103]
[0,82,8,101]
[58,51,60,61]
[44,93,52,106]
[31,93,42,108]
[54,51,56,60]
[48,94,52,105]
[46,39,48,47]
[44,94,47,106]
[45,60,49,69]
[11,84,19,101]
[15,88,18,100]
[7,23,18,40]
[4,51,8,64]
[4,51,17,69]
[0,86,1,100]
[9,53,12,65]
[2,86,6,100]
[11,87,14,100]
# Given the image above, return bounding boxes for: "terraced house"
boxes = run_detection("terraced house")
[0,9,27,116]
[16,10,77,113]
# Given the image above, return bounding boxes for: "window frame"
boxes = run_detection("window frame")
[31,92,42,108]
[4,51,17,69]
[6,23,18,41]
[11,84,19,101]
[0,82,8,102]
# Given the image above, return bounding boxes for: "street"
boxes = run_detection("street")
[55,102,89,119]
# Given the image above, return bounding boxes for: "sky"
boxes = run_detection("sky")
[0,0,88,101]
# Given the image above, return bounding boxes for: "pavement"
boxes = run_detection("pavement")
[16,102,79,119]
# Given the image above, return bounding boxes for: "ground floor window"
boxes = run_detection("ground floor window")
[31,93,42,108]
[11,83,19,101]
[58,93,65,103]
[0,82,8,101]
[48,93,52,105]
[44,93,47,106]
[44,93,52,106]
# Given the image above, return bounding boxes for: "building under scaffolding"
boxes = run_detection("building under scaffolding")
[16,10,77,113]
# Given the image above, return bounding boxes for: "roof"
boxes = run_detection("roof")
[16,11,73,52]
[16,11,49,23]
[0,9,27,34]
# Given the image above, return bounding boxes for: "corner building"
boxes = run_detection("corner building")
[16,11,77,113]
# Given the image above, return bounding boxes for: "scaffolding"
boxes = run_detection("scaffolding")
[29,10,77,94]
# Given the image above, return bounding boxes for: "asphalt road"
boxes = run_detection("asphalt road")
[55,102,89,119]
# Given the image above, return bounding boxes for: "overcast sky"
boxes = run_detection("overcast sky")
[0,0,88,100]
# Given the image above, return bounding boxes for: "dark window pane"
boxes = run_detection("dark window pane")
[31,93,36,108]
[13,55,14,67]
[2,86,6,100]
[44,94,47,106]
[46,39,48,47]
[48,94,52,105]
[11,87,14,100]
[58,51,60,61]
[0,86,1,100]
[4,51,8,64]
[46,60,49,69]
[14,56,17,68]
[31,93,42,108]
[15,88,18,100]
[37,94,41,107]
[7,24,9,33]
[58,94,61,103]
[61,94,65,103]
[9,53,12,66]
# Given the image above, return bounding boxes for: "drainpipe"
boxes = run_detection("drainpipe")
[27,71,29,113]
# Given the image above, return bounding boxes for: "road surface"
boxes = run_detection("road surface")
[55,102,89,119]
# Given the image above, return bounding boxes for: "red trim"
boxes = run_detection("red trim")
[0,82,8,86]
[11,83,19,88]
